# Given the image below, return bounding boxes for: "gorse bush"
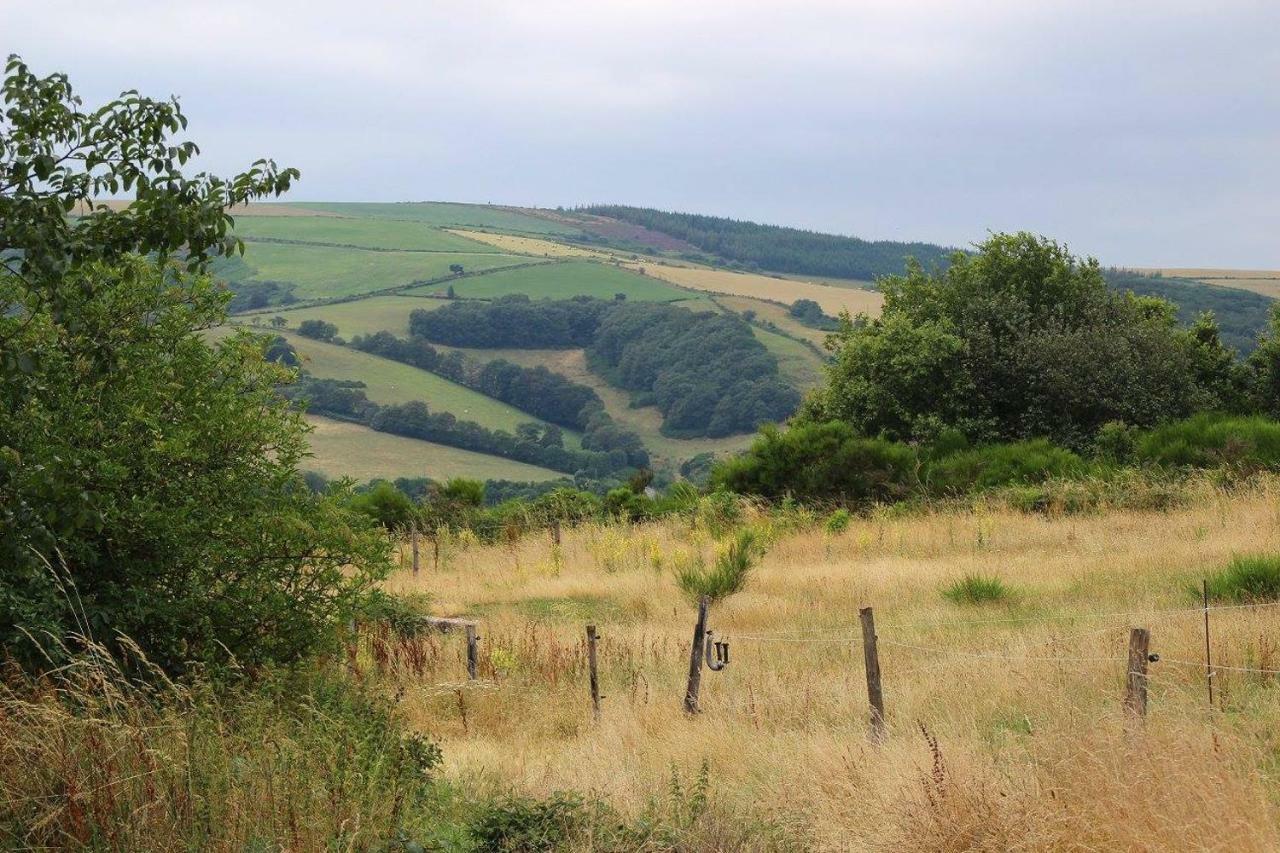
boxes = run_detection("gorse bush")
[1203,555,1280,603]
[942,574,1012,605]
[1136,413,1280,471]
[926,439,1087,494]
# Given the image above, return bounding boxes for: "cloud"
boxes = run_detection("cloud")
[8,0,1280,266]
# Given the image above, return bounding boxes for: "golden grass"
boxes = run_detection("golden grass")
[1141,268,1280,300]
[380,482,1280,849]
[447,229,616,259]
[624,262,884,318]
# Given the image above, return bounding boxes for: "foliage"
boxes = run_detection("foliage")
[802,232,1244,448]
[675,528,763,602]
[925,439,1086,494]
[789,298,840,330]
[1106,269,1274,354]
[469,792,611,852]
[1,260,391,672]
[825,508,852,533]
[579,205,953,280]
[1134,413,1280,471]
[942,574,1012,605]
[348,480,418,529]
[409,294,612,348]
[1203,555,1280,603]
[587,301,800,437]
[0,55,296,284]
[297,317,339,341]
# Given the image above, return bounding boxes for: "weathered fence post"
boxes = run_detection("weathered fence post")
[551,519,562,546]
[1125,627,1151,720]
[1202,579,1215,708]
[411,526,420,574]
[433,535,440,571]
[859,606,886,741]
[684,596,710,714]
[465,623,479,680]
[586,624,602,721]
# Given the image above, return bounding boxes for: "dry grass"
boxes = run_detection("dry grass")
[380,480,1280,849]
[446,229,616,259]
[623,261,884,318]
[1141,267,1280,300]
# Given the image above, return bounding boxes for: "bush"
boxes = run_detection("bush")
[1203,555,1280,603]
[925,439,1087,494]
[349,480,418,529]
[1136,413,1280,471]
[942,574,1012,605]
[297,318,339,341]
[469,792,613,852]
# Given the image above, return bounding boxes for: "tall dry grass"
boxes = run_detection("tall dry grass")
[378,477,1280,850]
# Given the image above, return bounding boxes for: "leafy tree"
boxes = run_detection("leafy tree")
[802,232,1238,448]
[297,318,339,341]
[0,57,384,673]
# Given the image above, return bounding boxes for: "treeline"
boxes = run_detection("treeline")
[1105,269,1274,354]
[410,296,800,437]
[281,375,636,476]
[587,302,800,437]
[409,294,613,348]
[788,298,840,330]
[349,330,647,466]
[579,205,954,280]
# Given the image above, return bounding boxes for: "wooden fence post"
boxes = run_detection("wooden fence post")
[684,596,710,714]
[1202,579,1215,708]
[1125,627,1150,720]
[859,606,886,741]
[411,527,420,574]
[551,519,562,546]
[433,535,440,571]
[466,623,479,680]
[586,624,602,721]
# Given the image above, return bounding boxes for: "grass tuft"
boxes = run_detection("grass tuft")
[942,573,1012,606]
[1203,554,1280,603]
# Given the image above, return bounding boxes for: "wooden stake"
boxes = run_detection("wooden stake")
[1202,579,1215,708]
[433,535,440,570]
[1125,627,1150,719]
[411,527,420,574]
[859,607,886,741]
[551,519,562,546]
[683,596,710,714]
[586,624,602,721]
[465,623,479,680]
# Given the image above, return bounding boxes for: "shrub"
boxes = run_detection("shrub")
[297,318,339,341]
[349,480,418,529]
[1136,413,1280,471]
[925,439,1087,494]
[1203,555,1280,603]
[942,574,1012,605]
[826,508,852,533]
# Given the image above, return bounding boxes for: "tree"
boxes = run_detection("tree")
[1,57,387,673]
[802,232,1236,448]
[297,318,339,341]
[449,263,464,275]
[446,284,456,298]
[269,315,287,329]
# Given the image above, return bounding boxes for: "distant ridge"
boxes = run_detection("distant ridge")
[579,204,955,281]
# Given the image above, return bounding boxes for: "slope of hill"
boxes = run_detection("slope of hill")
[579,204,955,279]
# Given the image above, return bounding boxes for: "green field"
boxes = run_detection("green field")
[406,259,693,301]
[223,242,533,299]
[263,295,437,338]
[750,324,826,389]
[213,327,582,446]
[303,415,564,482]
[289,202,580,235]
[232,215,498,252]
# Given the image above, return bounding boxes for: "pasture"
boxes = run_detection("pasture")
[221,242,532,300]
[749,324,827,389]
[287,201,581,234]
[1145,267,1280,300]
[303,415,564,482]
[406,259,693,302]
[624,260,886,317]
[447,229,616,259]
[715,294,834,347]
[233,215,498,252]
[376,478,1280,850]
[256,295,436,338]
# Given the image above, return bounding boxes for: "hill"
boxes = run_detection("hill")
[578,204,956,279]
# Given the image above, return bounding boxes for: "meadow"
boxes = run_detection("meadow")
[370,478,1280,850]
[288,201,581,234]
[1147,267,1280,300]
[448,228,618,259]
[748,323,826,389]
[407,259,695,302]
[303,414,564,482]
[259,294,437,337]
[623,260,885,317]
[222,242,532,300]
[233,215,499,252]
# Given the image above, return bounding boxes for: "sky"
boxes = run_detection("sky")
[8,1,1280,268]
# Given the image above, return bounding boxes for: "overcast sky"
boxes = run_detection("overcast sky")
[8,1,1280,267]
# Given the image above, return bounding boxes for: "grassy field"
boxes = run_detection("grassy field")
[303,415,564,482]
[623,259,885,317]
[288,202,581,234]
[1145,267,1280,300]
[407,259,695,302]
[233,215,497,252]
[448,229,617,259]
[437,344,755,469]
[377,479,1280,849]
[715,294,834,347]
[222,242,532,300]
[750,324,827,389]
[211,327,581,446]
[255,295,437,338]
